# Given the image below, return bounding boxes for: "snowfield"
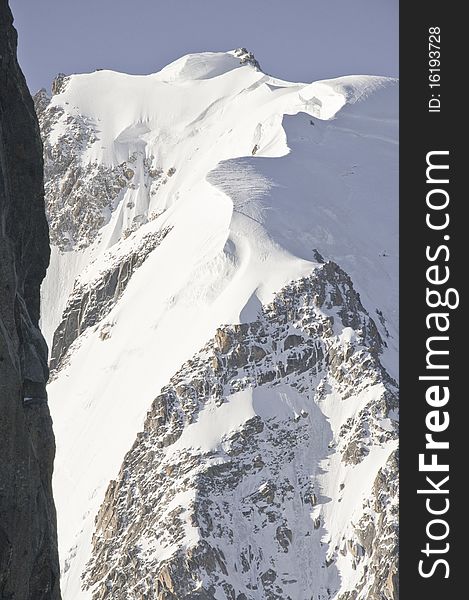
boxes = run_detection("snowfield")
[37,50,398,599]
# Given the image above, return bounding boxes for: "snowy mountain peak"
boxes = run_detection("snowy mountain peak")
[156,49,262,82]
[37,51,398,599]
[46,49,261,97]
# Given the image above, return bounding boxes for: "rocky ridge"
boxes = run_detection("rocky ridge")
[82,262,398,600]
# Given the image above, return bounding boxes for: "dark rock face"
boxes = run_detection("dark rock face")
[0,1,61,598]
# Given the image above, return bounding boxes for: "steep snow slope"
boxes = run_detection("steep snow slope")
[36,50,398,599]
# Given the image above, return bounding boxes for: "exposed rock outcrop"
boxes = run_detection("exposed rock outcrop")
[50,226,172,372]
[0,1,60,597]
[33,91,169,251]
[234,48,262,71]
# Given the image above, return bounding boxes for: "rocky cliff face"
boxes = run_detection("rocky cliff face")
[0,2,60,598]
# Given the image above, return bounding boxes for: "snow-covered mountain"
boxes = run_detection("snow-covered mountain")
[35,49,398,600]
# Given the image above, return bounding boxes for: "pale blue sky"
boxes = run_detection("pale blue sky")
[10,0,398,93]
